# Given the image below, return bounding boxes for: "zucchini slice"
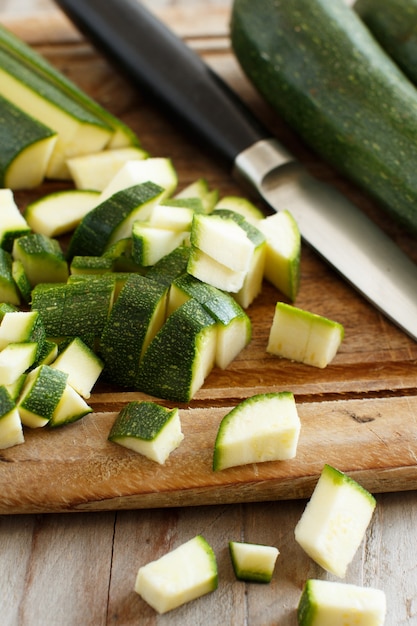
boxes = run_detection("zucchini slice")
[0,46,112,179]
[0,94,57,189]
[0,22,140,151]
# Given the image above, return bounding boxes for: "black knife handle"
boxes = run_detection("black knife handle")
[55,0,270,166]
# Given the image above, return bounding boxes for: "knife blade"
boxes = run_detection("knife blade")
[55,0,417,341]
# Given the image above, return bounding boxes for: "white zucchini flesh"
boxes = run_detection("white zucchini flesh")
[213,392,301,471]
[294,464,376,578]
[99,157,178,202]
[0,405,24,449]
[297,579,386,626]
[134,535,218,614]
[67,147,148,191]
[0,342,38,386]
[191,212,255,272]
[267,302,344,368]
[24,189,100,237]
[50,337,103,399]
[229,541,279,583]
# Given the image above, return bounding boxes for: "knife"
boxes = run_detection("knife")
[55,0,417,341]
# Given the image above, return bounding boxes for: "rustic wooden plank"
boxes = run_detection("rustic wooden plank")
[1,395,417,513]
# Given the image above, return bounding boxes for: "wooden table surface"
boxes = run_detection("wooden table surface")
[1,1,417,624]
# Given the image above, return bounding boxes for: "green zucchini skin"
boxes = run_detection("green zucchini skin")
[231,0,417,235]
[354,0,417,85]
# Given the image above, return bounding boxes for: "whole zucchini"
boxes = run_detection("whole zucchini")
[230,0,417,235]
[355,0,417,85]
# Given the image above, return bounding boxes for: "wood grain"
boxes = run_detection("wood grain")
[1,8,417,514]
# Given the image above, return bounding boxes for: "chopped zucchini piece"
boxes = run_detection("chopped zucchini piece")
[131,220,187,267]
[24,189,100,237]
[297,579,386,626]
[0,94,57,190]
[0,385,24,449]
[0,46,112,179]
[31,277,115,342]
[99,157,177,202]
[67,147,148,190]
[67,182,164,260]
[12,233,69,287]
[294,464,377,578]
[137,298,217,402]
[267,302,344,368]
[169,273,251,369]
[134,535,218,614]
[18,364,68,428]
[108,401,184,464]
[100,274,168,387]
[50,336,103,399]
[49,382,92,427]
[258,210,301,301]
[0,248,20,305]
[213,392,301,471]
[229,541,279,583]
[0,188,31,252]
[0,310,45,351]
[0,342,38,385]
[190,212,255,273]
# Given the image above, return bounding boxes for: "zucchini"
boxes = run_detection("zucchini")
[231,0,417,235]
[18,364,68,428]
[66,182,165,259]
[354,0,417,86]
[297,579,386,626]
[229,541,279,583]
[131,220,187,267]
[108,401,184,464]
[49,383,92,428]
[0,386,24,449]
[0,22,140,151]
[213,392,301,471]
[99,274,168,387]
[0,46,112,179]
[31,277,115,342]
[0,94,57,189]
[50,336,103,399]
[0,248,20,306]
[67,147,148,191]
[12,233,69,287]
[294,464,376,578]
[24,189,100,238]
[0,189,31,252]
[0,310,46,352]
[267,303,344,369]
[136,298,217,402]
[258,210,301,302]
[169,272,252,369]
[134,535,218,614]
[0,342,38,386]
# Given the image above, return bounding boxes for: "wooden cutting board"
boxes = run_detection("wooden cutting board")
[1,9,417,514]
